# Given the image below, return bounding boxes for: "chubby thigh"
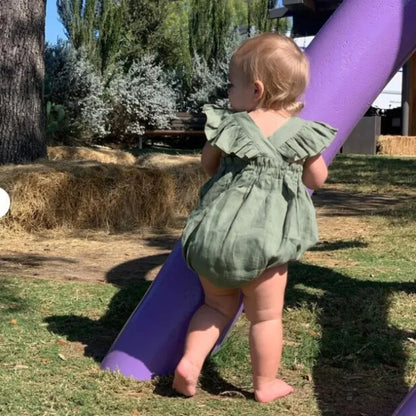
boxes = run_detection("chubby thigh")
[241,264,288,324]
[198,263,288,324]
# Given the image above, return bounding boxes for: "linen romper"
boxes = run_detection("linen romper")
[181,104,337,288]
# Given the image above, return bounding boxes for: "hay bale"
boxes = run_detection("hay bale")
[136,153,208,215]
[48,146,136,165]
[0,152,208,233]
[0,161,176,232]
[377,135,416,156]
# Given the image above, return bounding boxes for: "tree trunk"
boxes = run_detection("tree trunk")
[0,0,47,165]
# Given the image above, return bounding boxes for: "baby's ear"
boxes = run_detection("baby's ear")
[253,80,265,100]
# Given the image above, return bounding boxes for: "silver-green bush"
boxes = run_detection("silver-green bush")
[107,56,177,139]
[45,42,108,143]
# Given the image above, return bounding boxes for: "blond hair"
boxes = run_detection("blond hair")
[231,33,309,114]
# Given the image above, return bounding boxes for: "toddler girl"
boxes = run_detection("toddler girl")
[174,33,337,403]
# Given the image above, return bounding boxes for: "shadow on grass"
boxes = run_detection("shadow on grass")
[44,280,152,361]
[152,360,253,400]
[0,278,30,313]
[286,262,415,416]
[198,359,253,399]
[45,248,415,414]
[310,240,368,252]
[44,252,166,361]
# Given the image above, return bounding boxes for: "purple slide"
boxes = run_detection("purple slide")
[102,1,416,405]
[392,385,416,416]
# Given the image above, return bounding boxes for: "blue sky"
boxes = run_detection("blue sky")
[45,1,66,44]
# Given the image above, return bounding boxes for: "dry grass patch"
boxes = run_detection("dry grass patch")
[136,153,201,168]
[0,161,176,232]
[0,153,207,233]
[136,153,207,216]
[377,135,416,156]
[48,145,136,165]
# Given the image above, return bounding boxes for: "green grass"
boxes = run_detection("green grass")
[1,154,416,415]
[327,153,416,192]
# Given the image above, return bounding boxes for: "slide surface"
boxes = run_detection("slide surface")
[101,0,416,382]
[392,385,416,416]
[393,386,416,416]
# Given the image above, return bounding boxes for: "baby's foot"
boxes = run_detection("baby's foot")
[172,358,200,397]
[254,379,294,403]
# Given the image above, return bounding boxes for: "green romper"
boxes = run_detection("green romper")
[181,104,337,288]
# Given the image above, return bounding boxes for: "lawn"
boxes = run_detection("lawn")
[0,154,415,416]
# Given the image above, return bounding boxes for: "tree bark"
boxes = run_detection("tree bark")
[0,1,47,165]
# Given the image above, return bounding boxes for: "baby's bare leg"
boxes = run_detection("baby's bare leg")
[242,264,293,403]
[173,277,240,396]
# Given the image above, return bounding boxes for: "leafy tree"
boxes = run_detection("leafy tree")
[0,0,47,164]
[188,0,288,64]
[247,0,290,34]
[96,0,126,74]
[189,0,246,64]
[156,0,191,71]
[120,0,171,64]
[57,0,94,49]
[57,0,125,75]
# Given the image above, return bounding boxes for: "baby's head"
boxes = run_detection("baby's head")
[229,33,309,114]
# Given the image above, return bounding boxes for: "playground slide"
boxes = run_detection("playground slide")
[392,385,416,416]
[101,0,416,387]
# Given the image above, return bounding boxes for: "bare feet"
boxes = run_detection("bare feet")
[172,358,200,397]
[254,379,294,403]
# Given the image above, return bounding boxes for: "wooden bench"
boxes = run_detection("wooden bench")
[141,112,206,149]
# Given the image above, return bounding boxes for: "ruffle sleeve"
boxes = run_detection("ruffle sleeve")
[278,120,337,161]
[203,104,261,159]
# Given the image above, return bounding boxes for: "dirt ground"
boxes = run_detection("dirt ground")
[0,227,181,285]
[0,184,409,287]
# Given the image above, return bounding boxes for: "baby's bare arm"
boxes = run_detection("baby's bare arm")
[302,154,328,190]
[201,142,223,176]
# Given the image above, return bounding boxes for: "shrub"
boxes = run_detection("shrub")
[107,56,177,141]
[181,30,242,113]
[45,42,108,144]
[183,54,229,112]
[45,101,68,143]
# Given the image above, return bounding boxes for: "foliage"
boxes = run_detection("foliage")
[57,0,126,75]
[188,0,289,65]
[45,42,108,143]
[156,0,191,71]
[107,56,177,140]
[189,0,246,65]
[57,0,94,49]
[57,0,290,74]
[247,0,290,33]
[120,0,171,62]
[180,54,227,112]
[45,44,177,144]
[96,0,126,74]
[184,0,290,110]
[182,31,241,112]
[50,0,293,144]
[45,101,68,142]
